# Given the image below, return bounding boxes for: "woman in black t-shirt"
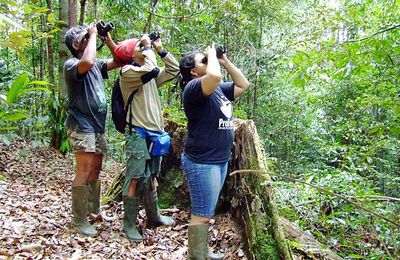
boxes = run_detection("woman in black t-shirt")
[179,43,249,259]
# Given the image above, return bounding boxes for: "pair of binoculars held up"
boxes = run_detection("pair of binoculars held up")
[138,32,161,47]
[201,45,227,64]
[96,21,114,37]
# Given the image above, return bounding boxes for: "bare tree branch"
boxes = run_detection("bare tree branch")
[339,24,400,44]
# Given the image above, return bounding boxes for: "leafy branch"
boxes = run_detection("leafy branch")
[230,170,400,228]
[146,2,226,20]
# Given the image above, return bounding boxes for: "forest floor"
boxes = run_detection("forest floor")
[0,140,247,259]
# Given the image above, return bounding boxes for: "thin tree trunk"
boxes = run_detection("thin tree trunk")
[50,0,69,150]
[58,0,69,97]
[31,22,36,79]
[40,15,45,80]
[144,0,158,33]
[79,0,87,25]
[69,0,78,27]
[94,0,98,20]
[46,0,55,85]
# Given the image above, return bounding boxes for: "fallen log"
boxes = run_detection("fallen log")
[280,218,343,260]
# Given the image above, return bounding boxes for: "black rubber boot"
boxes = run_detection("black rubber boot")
[122,196,143,242]
[87,179,101,215]
[71,185,97,236]
[143,189,175,227]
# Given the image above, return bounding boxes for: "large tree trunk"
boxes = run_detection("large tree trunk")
[227,119,292,259]
[104,119,292,259]
[50,0,74,151]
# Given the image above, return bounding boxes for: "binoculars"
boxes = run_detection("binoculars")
[96,21,114,37]
[216,45,227,58]
[139,32,160,47]
[149,32,160,42]
[201,45,227,64]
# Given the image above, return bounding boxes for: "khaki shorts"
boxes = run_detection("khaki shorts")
[67,129,108,154]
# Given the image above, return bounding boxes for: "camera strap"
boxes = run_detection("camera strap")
[96,37,107,51]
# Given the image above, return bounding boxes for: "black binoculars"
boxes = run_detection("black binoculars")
[139,32,160,47]
[201,45,227,64]
[96,21,114,37]
[149,32,160,42]
[216,45,227,58]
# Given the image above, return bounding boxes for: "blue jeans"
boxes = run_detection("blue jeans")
[181,153,228,217]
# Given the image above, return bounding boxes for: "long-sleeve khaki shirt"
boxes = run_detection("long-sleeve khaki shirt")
[120,48,179,132]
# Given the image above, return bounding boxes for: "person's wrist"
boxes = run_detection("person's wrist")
[158,49,168,58]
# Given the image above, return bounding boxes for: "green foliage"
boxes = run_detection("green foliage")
[247,0,400,258]
[47,94,70,154]
[0,73,50,132]
[158,167,190,209]
[163,106,187,127]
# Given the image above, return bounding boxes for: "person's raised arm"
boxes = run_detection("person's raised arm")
[201,43,221,96]
[219,55,249,98]
[152,38,180,86]
[77,23,97,75]
[104,31,122,71]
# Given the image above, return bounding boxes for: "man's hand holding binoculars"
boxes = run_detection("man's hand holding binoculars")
[139,35,152,48]
[86,23,97,38]
[151,37,163,54]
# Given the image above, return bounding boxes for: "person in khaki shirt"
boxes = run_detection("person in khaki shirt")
[114,34,179,242]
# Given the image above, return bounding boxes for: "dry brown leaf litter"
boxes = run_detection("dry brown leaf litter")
[0,140,247,259]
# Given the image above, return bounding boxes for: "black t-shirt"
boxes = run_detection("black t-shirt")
[64,58,108,133]
[183,78,235,164]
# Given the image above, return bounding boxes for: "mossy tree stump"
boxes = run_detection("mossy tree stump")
[226,119,292,259]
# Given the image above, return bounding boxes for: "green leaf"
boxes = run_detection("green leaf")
[348,254,363,259]
[1,112,28,122]
[28,80,52,86]
[32,7,49,14]
[7,73,29,105]
[0,126,17,131]
[6,31,32,58]
[47,13,54,22]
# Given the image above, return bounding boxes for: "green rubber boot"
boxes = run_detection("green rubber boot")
[187,224,224,260]
[87,179,101,215]
[187,224,208,260]
[71,185,97,236]
[122,196,143,242]
[143,189,175,227]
